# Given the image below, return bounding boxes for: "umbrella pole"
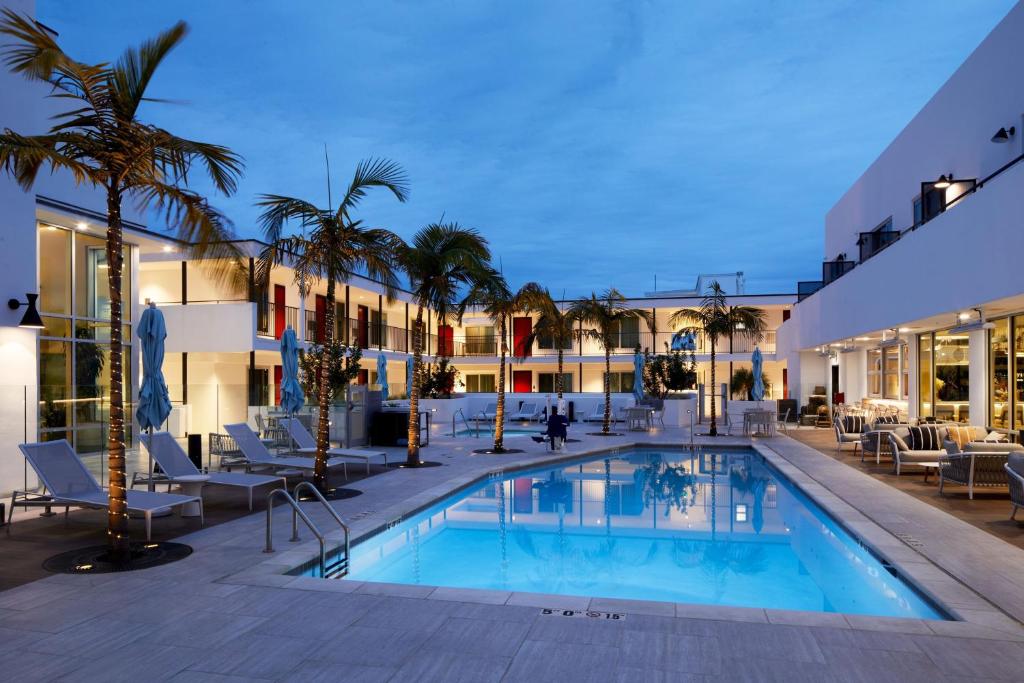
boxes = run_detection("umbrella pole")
[147,426,154,492]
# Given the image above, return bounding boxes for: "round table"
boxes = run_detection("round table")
[174,474,210,517]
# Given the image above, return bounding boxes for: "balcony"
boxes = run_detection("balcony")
[256,301,299,339]
[822,259,855,285]
[858,229,901,262]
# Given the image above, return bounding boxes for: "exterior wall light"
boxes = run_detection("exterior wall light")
[7,293,44,329]
[991,126,1015,143]
[933,174,952,189]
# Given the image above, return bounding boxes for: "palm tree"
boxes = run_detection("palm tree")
[0,13,243,558]
[569,289,652,434]
[518,284,575,401]
[401,222,490,465]
[669,281,766,436]
[256,159,407,490]
[461,272,530,453]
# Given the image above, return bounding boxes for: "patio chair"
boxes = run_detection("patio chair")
[223,423,349,480]
[775,408,790,433]
[1005,453,1024,520]
[887,426,947,476]
[833,416,863,456]
[11,440,202,540]
[509,402,543,422]
[280,417,389,474]
[139,432,286,511]
[939,451,1011,500]
[477,402,498,421]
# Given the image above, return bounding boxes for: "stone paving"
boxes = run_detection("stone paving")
[2,422,1023,681]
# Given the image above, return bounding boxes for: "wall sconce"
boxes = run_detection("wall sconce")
[7,293,45,329]
[991,126,1015,144]
[933,174,952,189]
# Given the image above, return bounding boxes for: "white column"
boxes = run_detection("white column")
[968,329,988,426]
[907,335,920,421]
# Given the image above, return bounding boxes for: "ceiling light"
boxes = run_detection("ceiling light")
[855,336,871,341]
[76,221,88,231]
[162,245,174,253]
[934,174,952,189]
[958,312,971,321]
[898,327,911,333]
[991,126,1015,143]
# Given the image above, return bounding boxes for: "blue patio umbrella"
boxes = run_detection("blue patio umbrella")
[751,347,765,401]
[752,478,766,534]
[633,349,645,402]
[376,354,389,401]
[279,327,305,415]
[406,356,415,398]
[136,303,172,489]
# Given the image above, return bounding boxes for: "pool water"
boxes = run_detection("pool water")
[301,448,946,619]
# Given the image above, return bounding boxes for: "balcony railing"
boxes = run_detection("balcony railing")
[822,259,855,285]
[420,330,776,357]
[858,229,900,262]
[256,302,299,339]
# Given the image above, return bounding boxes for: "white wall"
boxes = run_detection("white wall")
[160,302,256,353]
[824,2,1024,260]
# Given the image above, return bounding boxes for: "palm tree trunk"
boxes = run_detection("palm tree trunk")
[406,305,424,465]
[556,347,564,401]
[709,338,718,437]
[494,315,507,452]
[105,184,129,558]
[313,274,335,489]
[602,346,611,434]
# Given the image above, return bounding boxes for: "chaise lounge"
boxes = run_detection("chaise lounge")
[280,418,389,474]
[224,423,350,479]
[11,440,202,540]
[508,402,543,422]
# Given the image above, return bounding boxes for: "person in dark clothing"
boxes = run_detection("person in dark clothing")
[544,406,569,451]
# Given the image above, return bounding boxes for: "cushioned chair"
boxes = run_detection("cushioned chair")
[939,451,1012,499]
[887,426,947,476]
[1005,453,1024,520]
[833,416,864,456]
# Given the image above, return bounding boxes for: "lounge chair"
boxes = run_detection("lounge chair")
[477,402,498,421]
[509,402,543,422]
[223,423,349,480]
[583,401,620,424]
[11,440,202,540]
[139,432,286,511]
[280,418,388,474]
[1005,453,1024,520]
[833,416,864,456]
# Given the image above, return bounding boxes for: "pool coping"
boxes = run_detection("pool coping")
[218,436,1024,642]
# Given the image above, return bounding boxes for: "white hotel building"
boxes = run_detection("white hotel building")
[2,0,1023,502]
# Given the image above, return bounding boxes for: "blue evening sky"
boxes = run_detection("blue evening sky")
[40,1,1015,297]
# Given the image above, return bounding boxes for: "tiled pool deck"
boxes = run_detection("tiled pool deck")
[2,425,1024,681]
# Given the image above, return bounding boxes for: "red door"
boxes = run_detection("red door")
[273,285,285,339]
[357,369,368,385]
[315,295,326,343]
[274,365,282,405]
[438,324,453,356]
[513,478,533,514]
[357,305,369,348]
[513,370,532,393]
[512,317,532,357]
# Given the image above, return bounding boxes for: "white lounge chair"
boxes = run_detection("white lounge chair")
[139,432,286,511]
[280,418,389,474]
[477,402,498,421]
[12,440,202,541]
[509,402,543,422]
[223,423,349,480]
[583,401,620,424]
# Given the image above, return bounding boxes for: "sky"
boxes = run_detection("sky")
[39,0,1017,297]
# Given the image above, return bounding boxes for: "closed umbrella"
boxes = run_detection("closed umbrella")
[279,327,304,415]
[752,478,766,534]
[632,350,645,403]
[136,303,172,490]
[751,347,765,401]
[376,354,389,401]
[406,356,415,399]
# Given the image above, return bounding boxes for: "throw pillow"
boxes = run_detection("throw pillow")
[844,415,864,434]
[909,425,939,451]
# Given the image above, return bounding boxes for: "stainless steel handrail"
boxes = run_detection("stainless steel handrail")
[688,409,695,451]
[453,408,474,438]
[264,488,326,576]
[292,481,351,575]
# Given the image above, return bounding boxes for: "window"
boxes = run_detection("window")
[934,329,970,423]
[883,346,900,399]
[465,325,495,355]
[603,371,635,393]
[464,374,495,393]
[538,372,573,393]
[919,334,933,418]
[991,318,1010,428]
[867,349,882,396]
[913,196,923,228]
[901,343,909,400]
[610,319,640,349]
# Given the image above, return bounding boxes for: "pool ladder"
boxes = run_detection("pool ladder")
[453,408,480,438]
[264,482,351,579]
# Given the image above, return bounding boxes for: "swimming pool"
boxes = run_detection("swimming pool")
[296,448,946,619]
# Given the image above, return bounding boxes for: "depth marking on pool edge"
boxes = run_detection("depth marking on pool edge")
[541,608,626,621]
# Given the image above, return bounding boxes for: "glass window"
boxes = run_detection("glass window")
[867,349,882,397]
[935,329,969,423]
[610,319,640,349]
[1015,318,1024,431]
[913,196,923,227]
[883,346,900,399]
[991,318,1010,428]
[538,372,573,393]
[465,325,495,355]
[38,224,71,314]
[39,340,71,431]
[919,334,933,418]
[75,232,132,321]
[464,374,495,393]
[900,344,909,400]
[604,371,635,393]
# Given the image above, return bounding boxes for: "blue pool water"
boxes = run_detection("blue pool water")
[303,449,946,619]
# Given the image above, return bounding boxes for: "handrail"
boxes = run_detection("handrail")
[453,408,476,438]
[688,409,695,451]
[264,488,326,577]
[292,481,351,576]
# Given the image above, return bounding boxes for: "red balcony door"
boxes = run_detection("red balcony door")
[274,365,282,405]
[315,295,326,343]
[273,285,285,339]
[357,305,369,348]
[438,324,453,356]
[513,316,532,357]
[513,370,532,393]
[357,369,368,385]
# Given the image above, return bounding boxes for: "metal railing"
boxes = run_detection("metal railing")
[264,483,351,579]
[256,302,299,339]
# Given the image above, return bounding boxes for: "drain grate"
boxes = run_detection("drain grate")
[895,532,924,548]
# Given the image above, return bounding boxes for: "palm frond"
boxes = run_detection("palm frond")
[111,21,187,119]
[0,130,101,189]
[152,131,243,194]
[337,157,409,215]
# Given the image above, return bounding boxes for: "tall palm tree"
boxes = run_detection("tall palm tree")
[518,283,575,400]
[401,222,490,465]
[462,272,530,453]
[256,159,407,490]
[0,13,243,558]
[569,289,652,435]
[669,281,766,436]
